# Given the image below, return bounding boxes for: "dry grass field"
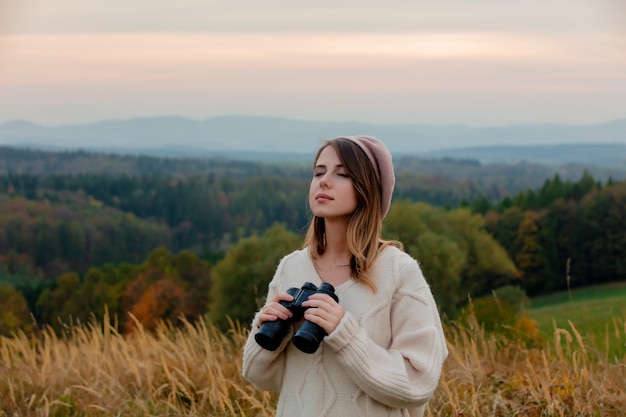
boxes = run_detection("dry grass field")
[0,311,624,417]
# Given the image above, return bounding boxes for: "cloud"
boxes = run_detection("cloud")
[0,0,625,125]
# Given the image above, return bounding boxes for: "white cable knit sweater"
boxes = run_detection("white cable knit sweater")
[242,246,448,417]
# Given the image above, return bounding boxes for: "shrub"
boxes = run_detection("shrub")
[493,284,529,311]
[465,296,517,332]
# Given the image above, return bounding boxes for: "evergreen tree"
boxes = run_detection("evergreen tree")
[578,184,626,284]
[538,198,581,291]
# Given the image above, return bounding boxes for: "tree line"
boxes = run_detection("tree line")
[483,173,626,295]
[0,147,624,336]
[0,165,505,278]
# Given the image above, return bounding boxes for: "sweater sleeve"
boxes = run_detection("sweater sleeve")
[324,258,448,409]
[241,259,293,392]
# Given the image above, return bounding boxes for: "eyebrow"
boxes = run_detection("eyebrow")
[314,163,344,169]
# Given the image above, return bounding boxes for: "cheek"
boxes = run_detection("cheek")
[349,191,359,209]
[308,180,317,200]
[348,186,360,208]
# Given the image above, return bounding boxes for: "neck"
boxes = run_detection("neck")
[323,218,351,263]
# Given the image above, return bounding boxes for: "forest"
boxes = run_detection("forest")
[0,145,625,335]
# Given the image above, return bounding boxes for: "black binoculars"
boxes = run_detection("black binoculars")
[255,282,338,354]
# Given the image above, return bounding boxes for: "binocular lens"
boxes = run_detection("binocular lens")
[255,319,291,351]
[292,330,322,353]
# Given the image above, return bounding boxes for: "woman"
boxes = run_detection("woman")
[242,136,448,417]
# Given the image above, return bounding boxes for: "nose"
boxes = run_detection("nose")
[319,172,331,188]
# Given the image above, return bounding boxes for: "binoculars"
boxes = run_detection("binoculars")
[255,282,338,354]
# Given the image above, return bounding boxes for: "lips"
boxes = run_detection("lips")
[315,193,333,201]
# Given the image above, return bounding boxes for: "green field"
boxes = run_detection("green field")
[528,282,626,360]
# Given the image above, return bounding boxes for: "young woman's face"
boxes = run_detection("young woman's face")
[309,145,358,221]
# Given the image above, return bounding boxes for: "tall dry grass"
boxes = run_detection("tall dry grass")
[0,312,624,416]
[430,314,626,416]
[0,314,275,417]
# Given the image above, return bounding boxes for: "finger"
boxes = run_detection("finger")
[303,304,344,334]
[306,293,336,303]
[259,302,292,323]
[271,292,294,303]
[303,312,338,335]
[260,310,288,322]
[302,294,337,309]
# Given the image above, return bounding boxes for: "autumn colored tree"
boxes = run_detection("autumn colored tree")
[0,285,33,335]
[514,211,547,295]
[127,278,186,332]
[0,194,170,279]
[120,247,212,333]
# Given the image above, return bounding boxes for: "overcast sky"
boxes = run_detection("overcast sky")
[1,0,625,126]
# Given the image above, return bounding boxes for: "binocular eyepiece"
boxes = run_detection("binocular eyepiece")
[254,282,338,354]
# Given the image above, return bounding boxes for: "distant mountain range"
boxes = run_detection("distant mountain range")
[1,115,625,167]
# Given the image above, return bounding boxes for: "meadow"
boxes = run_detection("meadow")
[529,282,626,360]
[1,293,625,417]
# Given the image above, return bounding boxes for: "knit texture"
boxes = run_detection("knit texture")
[242,246,448,417]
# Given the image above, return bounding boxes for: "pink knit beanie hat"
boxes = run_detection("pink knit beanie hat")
[341,135,395,218]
